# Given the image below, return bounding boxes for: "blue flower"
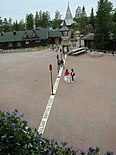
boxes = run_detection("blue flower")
[65,145,72,150]
[22,120,28,124]
[11,123,16,128]
[38,137,43,141]
[33,142,38,147]
[43,136,50,141]
[73,151,77,155]
[60,141,68,146]
[88,147,95,152]
[1,133,7,139]
[106,151,114,155]
[44,146,50,152]
[2,116,7,121]
[12,109,18,115]
[80,150,86,155]
[51,139,56,143]
[36,133,40,138]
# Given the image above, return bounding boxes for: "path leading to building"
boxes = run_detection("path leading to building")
[0,50,116,153]
[44,53,116,153]
[38,55,67,134]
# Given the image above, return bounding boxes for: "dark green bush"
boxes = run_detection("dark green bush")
[0,110,114,155]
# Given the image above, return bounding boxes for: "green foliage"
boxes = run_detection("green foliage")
[0,110,114,155]
[89,8,95,29]
[26,13,34,30]
[94,0,113,49]
[35,10,50,28]
[0,110,76,155]
[52,10,63,29]
[13,20,19,31]
[1,18,10,32]
[112,9,116,40]
[74,6,88,34]
[75,6,82,19]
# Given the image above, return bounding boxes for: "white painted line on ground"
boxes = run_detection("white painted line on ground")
[38,55,67,135]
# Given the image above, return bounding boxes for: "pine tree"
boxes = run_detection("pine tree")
[35,10,50,28]
[35,11,39,28]
[90,8,95,29]
[80,6,88,34]
[94,0,113,49]
[112,9,116,40]
[3,18,9,32]
[74,6,88,34]
[13,20,19,31]
[52,10,62,29]
[18,19,25,31]
[26,13,34,30]
[75,6,82,19]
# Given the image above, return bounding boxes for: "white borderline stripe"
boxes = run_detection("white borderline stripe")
[38,55,67,135]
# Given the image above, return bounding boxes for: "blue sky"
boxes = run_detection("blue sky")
[0,0,116,22]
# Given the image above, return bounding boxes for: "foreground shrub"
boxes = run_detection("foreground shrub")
[0,110,114,155]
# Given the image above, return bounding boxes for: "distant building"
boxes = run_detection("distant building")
[61,4,74,27]
[60,21,70,52]
[0,28,62,50]
[85,24,94,35]
[82,33,94,48]
[60,4,74,52]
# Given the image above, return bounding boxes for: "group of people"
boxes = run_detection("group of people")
[64,69,75,83]
[49,44,59,51]
[57,59,64,72]
[55,45,76,83]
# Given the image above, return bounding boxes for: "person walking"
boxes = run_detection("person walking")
[70,69,75,82]
[112,51,114,56]
[64,69,70,83]
[57,59,61,73]
[57,55,61,74]
[60,59,64,68]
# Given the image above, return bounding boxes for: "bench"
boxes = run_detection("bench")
[67,47,85,55]
[72,49,86,56]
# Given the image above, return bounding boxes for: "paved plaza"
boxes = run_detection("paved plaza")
[0,49,116,154]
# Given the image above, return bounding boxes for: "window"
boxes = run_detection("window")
[23,32,29,38]
[17,42,21,47]
[32,31,37,37]
[8,43,13,47]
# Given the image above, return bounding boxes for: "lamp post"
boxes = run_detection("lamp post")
[49,64,54,95]
[56,55,60,74]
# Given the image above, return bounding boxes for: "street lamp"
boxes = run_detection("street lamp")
[56,55,60,74]
[49,64,54,95]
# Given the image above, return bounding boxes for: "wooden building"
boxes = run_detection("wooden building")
[82,33,94,49]
[60,4,74,27]
[0,28,62,50]
[60,4,74,53]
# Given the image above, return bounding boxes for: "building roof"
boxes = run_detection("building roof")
[60,25,69,32]
[85,24,94,35]
[61,4,74,26]
[82,33,94,41]
[48,30,62,38]
[0,28,62,43]
[0,31,23,42]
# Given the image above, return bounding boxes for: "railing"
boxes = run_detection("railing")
[67,47,86,56]
[0,47,49,53]
[89,49,116,54]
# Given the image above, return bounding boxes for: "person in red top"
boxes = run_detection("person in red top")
[64,69,70,83]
